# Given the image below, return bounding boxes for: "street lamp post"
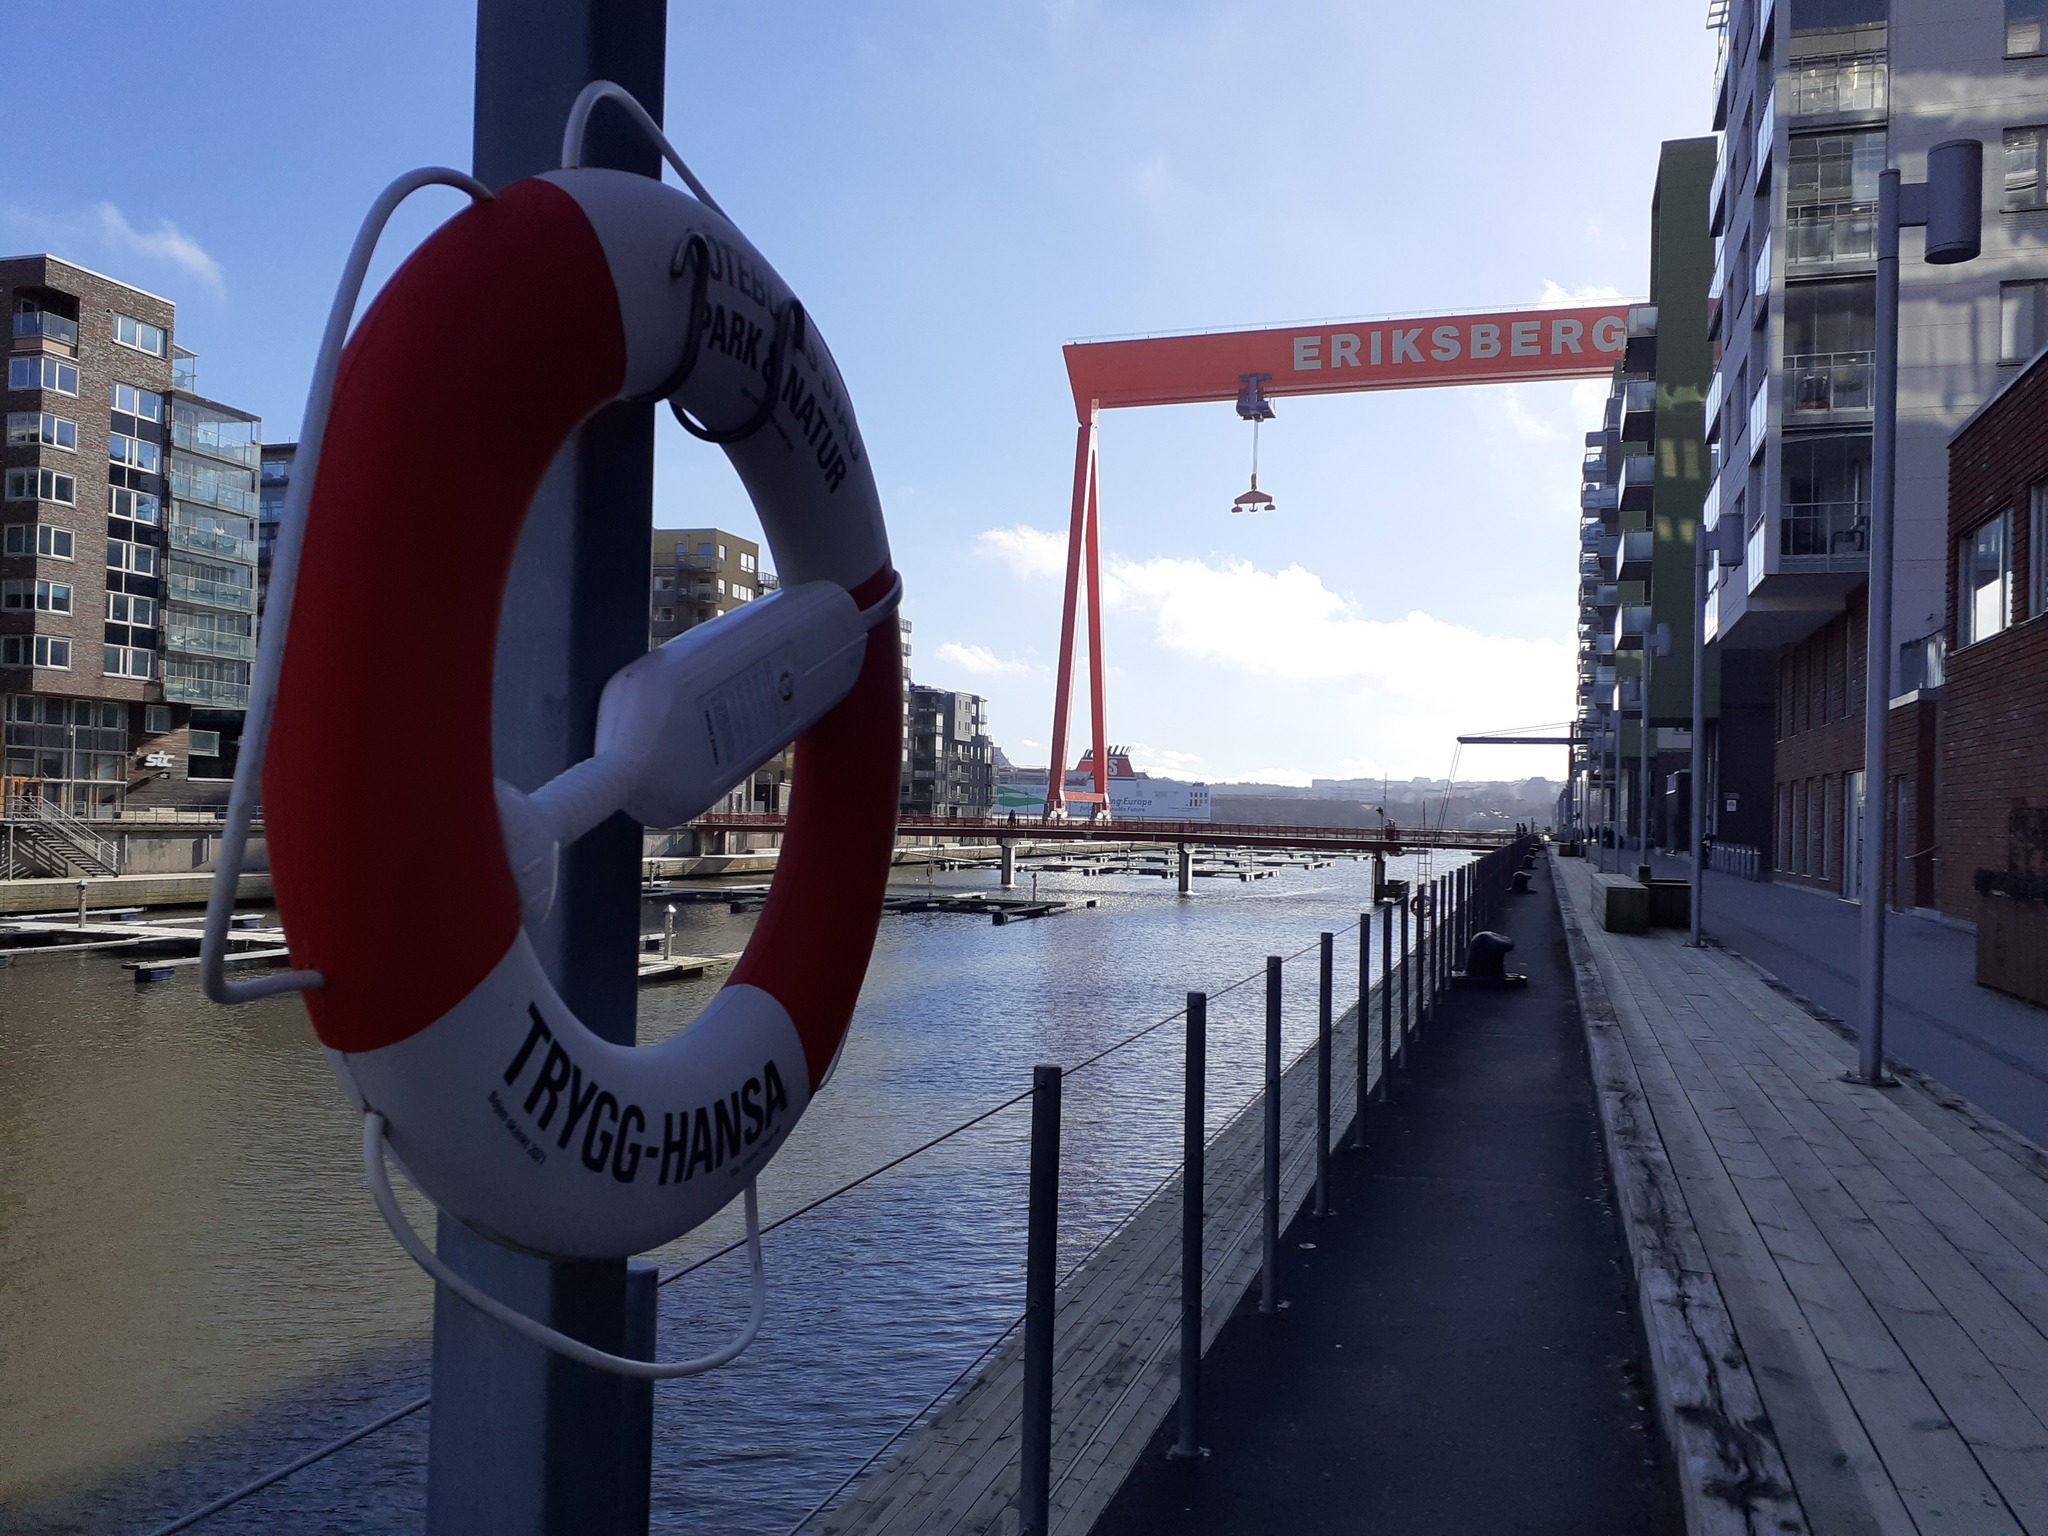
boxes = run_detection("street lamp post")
[1851,138,1982,1088]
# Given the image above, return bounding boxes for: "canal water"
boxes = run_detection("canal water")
[0,847,1466,1534]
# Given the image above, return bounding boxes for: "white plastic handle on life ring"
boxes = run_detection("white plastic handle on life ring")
[232,86,903,1274]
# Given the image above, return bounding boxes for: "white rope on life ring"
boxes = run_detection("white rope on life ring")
[201,86,901,1375]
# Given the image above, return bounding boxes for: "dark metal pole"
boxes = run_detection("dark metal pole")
[1380,903,1393,1101]
[1399,899,1411,1070]
[434,10,664,1533]
[1260,956,1281,1315]
[1170,995,1207,1461]
[1019,1064,1063,1535]
[1351,914,1369,1149]
[1691,529,1709,948]
[1314,932,1332,1217]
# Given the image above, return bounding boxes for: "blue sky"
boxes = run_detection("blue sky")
[3,1,1718,784]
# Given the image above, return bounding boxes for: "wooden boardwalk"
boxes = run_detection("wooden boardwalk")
[1554,853,2048,1535]
[814,957,1411,1536]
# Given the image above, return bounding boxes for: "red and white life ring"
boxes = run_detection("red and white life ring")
[262,166,900,1261]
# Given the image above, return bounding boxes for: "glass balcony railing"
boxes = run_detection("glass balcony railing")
[1780,500,1870,565]
[162,670,251,709]
[165,572,256,612]
[1749,379,1770,460]
[1785,352,1875,415]
[1785,202,1878,268]
[169,465,259,517]
[12,311,79,346]
[171,418,262,470]
[169,521,258,562]
[165,620,257,661]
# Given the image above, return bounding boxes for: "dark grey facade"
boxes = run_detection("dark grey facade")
[901,684,993,819]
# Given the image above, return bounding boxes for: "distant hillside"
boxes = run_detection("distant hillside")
[1210,777,1560,834]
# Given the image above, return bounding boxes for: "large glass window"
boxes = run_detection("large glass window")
[1,636,71,670]
[1787,131,1884,269]
[2012,0,2048,55]
[111,383,163,423]
[1788,52,1887,116]
[1958,513,2014,645]
[7,354,79,396]
[109,487,161,525]
[1781,434,1872,559]
[108,432,161,474]
[5,467,75,505]
[112,313,167,357]
[6,412,76,451]
[2006,127,2048,211]
[3,523,73,559]
[107,538,159,576]
[2002,281,2048,363]
[1791,0,1887,28]
[1784,280,1876,412]
[1,579,72,613]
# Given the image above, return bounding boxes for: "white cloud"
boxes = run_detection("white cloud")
[935,641,1029,676]
[93,204,225,295]
[977,524,1067,581]
[1536,278,1628,307]
[0,202,226,298]
[1224,767,1314,788]
[1126,743,1203,775]
[1018,738,1043,750]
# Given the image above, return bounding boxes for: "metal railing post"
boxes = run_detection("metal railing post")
[1351,914,1369,1150]
[1314,932,1332,1218]
[1170,995,1207,1461]
[1399,899,1411,1070]
[1260,955,1281,1315]
[1380,903,1393,1100]
[1019,1063,1062,1536]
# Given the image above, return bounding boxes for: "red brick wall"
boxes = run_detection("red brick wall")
[1944,355,2048,919]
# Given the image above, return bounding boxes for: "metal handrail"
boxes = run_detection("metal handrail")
[3,793,120,869]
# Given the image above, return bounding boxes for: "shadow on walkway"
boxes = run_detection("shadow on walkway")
[1093,862,1681,1536]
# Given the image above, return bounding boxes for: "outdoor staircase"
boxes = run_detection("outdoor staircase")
[2,796,122,879]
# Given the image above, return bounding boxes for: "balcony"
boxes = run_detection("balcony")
[169,466,259,518]
[1619,379,1657,442]
[1748,378,1770,462]
[1612,529,1653,582]
[1702,475,1721,531]
[162,666,251,709]
[1785,202,1877,271]
[12,311,78,348]
[1752,231,1773,310]
[1784,351,1874,418]
[1709,143,1728,235]
[165,572,256,613]
[1704,371,1724,442]
[1624,305,1658,375]
[1581,483,1620,516]
[1780,500,1869,569]
[1618,453,1657,513]
[169,520,258,563]
[1582,445,1607,479]
[166,619,256,661]
[1754,90,1776,191]
[171,418,261,470]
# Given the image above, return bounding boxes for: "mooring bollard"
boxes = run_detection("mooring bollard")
[1352,914,1369,1150]
[76,880,89,928]
[662,904,676,961]
[1260,955,1281,1315]
[1171,994,1207,1461]
[1019,1063,1062,1536]
[1314,932,1332,1218]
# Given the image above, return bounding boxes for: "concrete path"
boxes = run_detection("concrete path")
[1647,853,2048,1147]
[1092,857,1681,1536]
[1557,852,2048,1535]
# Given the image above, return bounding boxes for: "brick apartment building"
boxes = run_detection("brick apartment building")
[2,255,260,828]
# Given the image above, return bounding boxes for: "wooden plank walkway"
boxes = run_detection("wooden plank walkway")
[1553,853,2048,1535]
[814,955,1412,1536]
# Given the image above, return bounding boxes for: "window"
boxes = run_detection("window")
[109,487,161,525]
[2001,281,2048,364]
[144,704,172,734]
[1790,131,1885,207]
[652,574,674,592]
[653,605,676,622]
[2,635,71,669]
[7,354,79,395]
[2034,485,2048,621]
[732,583,754,602]
[717,544,727,560]
[108,432,161,474]
[1958,512,2014,645]
[107,592,155,626]
[3,523,74,559]
[189,729,222,757]
[2008,127,2048,211]
[5,467,76,504]
[112,314,167,357]
[6,412,77,451]
[696,542,714,559]
[716,577,726,595]
[739,552,756,573]
[2013,0,2048,55]
[1,579,71,613]
[1788,52,1886,116]
[111,383,163,423]
[107,539,158,575]
[103,645,154,679]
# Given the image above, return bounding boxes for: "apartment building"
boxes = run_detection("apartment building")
[1,255,260,815]
[1700,0,2048,894]
[901,684,994,819]
[1576,139,1719,852]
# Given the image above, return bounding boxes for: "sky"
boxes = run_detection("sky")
[1,1,1720,786]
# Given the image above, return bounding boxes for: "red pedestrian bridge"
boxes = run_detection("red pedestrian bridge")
[691,813,1521,856]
